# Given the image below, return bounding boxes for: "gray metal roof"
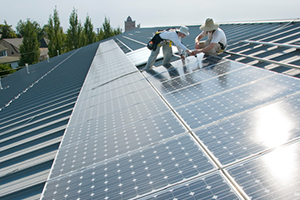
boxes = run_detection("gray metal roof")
[0,43,100,199]
[1,19,300,200]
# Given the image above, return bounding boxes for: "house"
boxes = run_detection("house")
[0,44,8,57]
[0,38,49,68]
[38,38,49,61]
[0,38,22,68]
[0,45,8,58]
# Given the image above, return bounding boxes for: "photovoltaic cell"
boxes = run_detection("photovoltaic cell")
[162,65,275,108]
[227,140,300,199]
[142,172,241,200]
[193,92,300,165]
[42,135,216,200]
[49,110,189,179]
[175,74,300,130]
[63,94,173,144]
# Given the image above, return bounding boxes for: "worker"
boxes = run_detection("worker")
[194,18,227,56]
[144,26,193,75]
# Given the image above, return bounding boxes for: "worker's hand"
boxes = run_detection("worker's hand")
[195,42,201,49]
[186,50,193,56]
[191,50,201,56]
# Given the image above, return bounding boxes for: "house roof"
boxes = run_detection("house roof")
[1,19,300,200]
[38,38,49,48]
[0,44,8,51]
[2,38,23,48]
[0,56,20,64]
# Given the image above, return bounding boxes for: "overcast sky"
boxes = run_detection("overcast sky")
[1,0,300,32]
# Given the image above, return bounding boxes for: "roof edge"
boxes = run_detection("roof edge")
[217,18,300,25]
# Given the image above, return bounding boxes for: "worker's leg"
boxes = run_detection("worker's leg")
[205,43,222,56]
[162,42,173,68]
[162,42,179,77]
[195,41,206,49]
[144,46,160,71]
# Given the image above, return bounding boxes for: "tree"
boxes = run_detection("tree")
[114,26,122,35]
[103,16,113,39]
[46,6,65,57]
[18,19,40,66]
[66,8,83,51]
[84,15,96,45]
[0,63,16,77]
[0,20,17,39]
[16,19,44,41]
[97,16,122,41]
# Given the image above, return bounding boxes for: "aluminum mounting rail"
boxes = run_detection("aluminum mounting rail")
[243,40,300,49]
[224,50,300,70]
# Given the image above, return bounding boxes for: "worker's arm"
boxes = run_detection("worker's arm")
[180,49,193,59]
[195,33,204,44]
[195,33,205,49]
[193,43,217,55]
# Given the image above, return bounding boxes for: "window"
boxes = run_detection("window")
[0,50,7,57]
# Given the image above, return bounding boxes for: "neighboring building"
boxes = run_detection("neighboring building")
[0,38,22,57]
[38,38,49,61]
[0,39,22,68]
[0,38,49,67]
[0,44,8,57]
[125,16,140,32]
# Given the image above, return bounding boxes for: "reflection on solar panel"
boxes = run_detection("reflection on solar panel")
[41,40,300,199]
[126,46,178,66]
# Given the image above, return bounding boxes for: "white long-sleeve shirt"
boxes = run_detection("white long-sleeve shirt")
[159,29,188,54]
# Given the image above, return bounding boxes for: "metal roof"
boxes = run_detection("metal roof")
[1,19,300,200]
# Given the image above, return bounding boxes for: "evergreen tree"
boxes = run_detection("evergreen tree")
[84,15,96,45]
[114,26,122,35]
[97,28,104,41]
[97,16,122,41]
[66,8,83,51]
[46,6,65,57]
[16,20,43,40]
[0,20,17,39]
[102,16,113,39]
[18,19,40,66]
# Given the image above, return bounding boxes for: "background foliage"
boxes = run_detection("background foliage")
[0,6,122,77]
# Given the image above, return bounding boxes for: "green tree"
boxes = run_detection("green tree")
[97,16,122,41]
[18,19,40,66]
[103,16,113,39]
[66,8,83,51]
[46,6,65,57]
[114,26,122,35]
[0,20,17,39]
[16,19,44,41]
[84,15,96,45]
[0,63,16,77]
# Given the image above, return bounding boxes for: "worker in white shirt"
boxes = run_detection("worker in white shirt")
[144,26,193,73]
[194,18,227,56]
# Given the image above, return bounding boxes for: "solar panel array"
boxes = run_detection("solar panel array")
[41,39,300,199]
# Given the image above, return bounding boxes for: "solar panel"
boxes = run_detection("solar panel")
[140,172,241,199]
[227,140,300,199]
[41,40,300,199]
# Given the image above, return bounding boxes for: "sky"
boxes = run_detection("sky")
[1,0,300,32]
